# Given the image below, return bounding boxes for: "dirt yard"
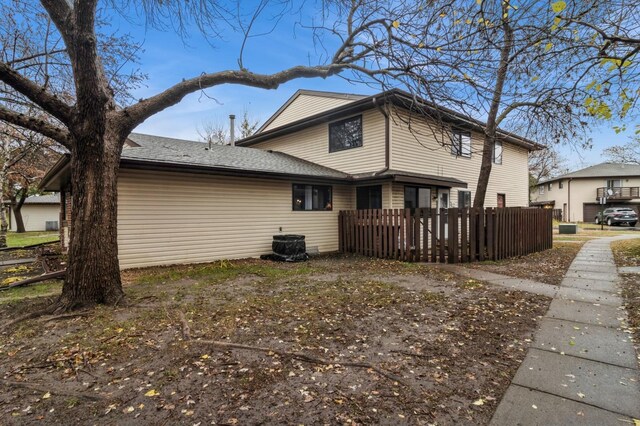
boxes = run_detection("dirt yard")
[466,242,583,285]
[611,239,640,354]
[0,255,550,425]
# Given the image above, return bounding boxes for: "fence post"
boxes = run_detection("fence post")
[430,209,437,263]
[461,208,468,262]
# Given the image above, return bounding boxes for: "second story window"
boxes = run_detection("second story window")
[607,179,622,188]
[329,115,362,152]
[559,181,564,189]
[548,183,552,191]
[451,130,471,158]
[539,185,545,195]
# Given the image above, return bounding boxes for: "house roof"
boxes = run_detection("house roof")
[3,193,60,205]
[123,133,350,179]
[239,88,543,151]
[256,89,366,133]
[41,133,467,191]
[40,133,351,191]
[540,162,640,184]
[351,169,467,188]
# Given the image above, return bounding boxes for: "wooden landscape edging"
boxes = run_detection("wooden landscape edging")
[338,207,552,263]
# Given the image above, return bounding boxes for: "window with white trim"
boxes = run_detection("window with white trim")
[450,130,471,158]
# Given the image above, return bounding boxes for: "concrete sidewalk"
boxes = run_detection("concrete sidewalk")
[489,237,640,425]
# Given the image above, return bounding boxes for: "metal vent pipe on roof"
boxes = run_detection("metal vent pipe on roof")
[229,114,236,146]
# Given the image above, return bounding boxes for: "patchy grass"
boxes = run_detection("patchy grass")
[0,280,62,304]
[611,239,640,353]
[467,242,583,285]
[0,255,550,425]
[6,231,59,247]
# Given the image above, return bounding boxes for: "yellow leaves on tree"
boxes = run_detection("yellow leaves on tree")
[551,1,567,13]
[584,97,612,120]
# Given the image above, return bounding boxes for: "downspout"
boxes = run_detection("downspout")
[568,178,572,222]
[372,97,391,208]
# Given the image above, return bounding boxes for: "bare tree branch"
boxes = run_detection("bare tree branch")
[123,64,348,129]
[0,61,73,124]
[0,106,70,148]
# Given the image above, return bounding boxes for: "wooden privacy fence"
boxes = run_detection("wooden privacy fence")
[338,207,553,263]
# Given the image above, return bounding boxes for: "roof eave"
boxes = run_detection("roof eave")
[119,158,351,184]
[239,89,541,151]
[39,154,71,191]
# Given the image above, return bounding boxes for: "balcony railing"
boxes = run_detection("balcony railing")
[596,186,640,200]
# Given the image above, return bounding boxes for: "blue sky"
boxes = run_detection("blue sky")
[116,3,636,172]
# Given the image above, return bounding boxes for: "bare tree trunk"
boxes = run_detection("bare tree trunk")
[0,143,8,248]
[11,205,25,233]
[11,191,27,233]
[56,126,124,311]
[473,9,514,209]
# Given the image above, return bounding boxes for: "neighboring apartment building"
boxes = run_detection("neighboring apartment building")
[41,89,540,269]
[530,162,640,222]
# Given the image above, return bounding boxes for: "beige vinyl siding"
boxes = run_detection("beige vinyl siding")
[390,108,530,207]
[117,169,353,269]
[252,109,386,175]
[10,204,60,232]
[264,94,358,131]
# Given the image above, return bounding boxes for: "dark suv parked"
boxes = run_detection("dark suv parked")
[595,207,638,226]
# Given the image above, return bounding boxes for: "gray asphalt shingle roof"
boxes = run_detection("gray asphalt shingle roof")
[23,193,60,204]
[125,133,349,180]
[541,162,640,183]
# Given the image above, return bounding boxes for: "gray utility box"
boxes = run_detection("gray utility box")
[558,223,577,234]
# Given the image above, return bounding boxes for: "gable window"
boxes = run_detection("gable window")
[493,140,503,164]
[329,115,362,152]
[356,185,382,209]
[404,187,431,209]
[559,181,564,189]
[292,184,332,211]
[458,190,472,208]
[450,130,471,158]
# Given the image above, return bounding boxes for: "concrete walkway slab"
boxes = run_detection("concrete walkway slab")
[546,299,626,328]
[567,264,618,273]
[560,277,619,293]
[532,318,637,368]
[491,236,640,425]
[556,286,623,306]
[619,266,640,274]
[564,270,617,281]
[490,385,634,426]
[512,348,640,418]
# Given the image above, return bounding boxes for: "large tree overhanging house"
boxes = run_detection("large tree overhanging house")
[40,89,541,269]
[530,162,640,223]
